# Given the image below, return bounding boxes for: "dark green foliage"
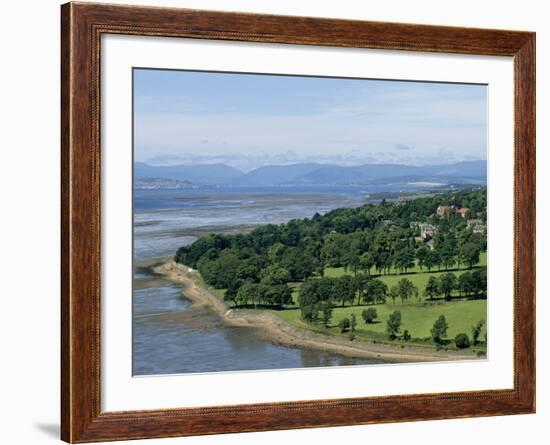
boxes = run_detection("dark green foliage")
[321,302,333,327]
[334,275,356,307]
[459,242,481,269]
[388,286,399,304]
[298,280,322,322]
[259,283,293,307]
[431,315,449,344]
[174,188,487,315]
[364,279,388,305]
[339,317,351,333]
[424,276,440,300]
[403,330,411,341]
[235,281,258,307]
[472,319,486,345]
[361,308,378,324]
[439,273,457,301]
[386,310,402,339]
[455,333,471,349]
[224,279,244,306]
[396,278,418,303]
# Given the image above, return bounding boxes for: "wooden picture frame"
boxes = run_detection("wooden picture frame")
[61,2,535,442]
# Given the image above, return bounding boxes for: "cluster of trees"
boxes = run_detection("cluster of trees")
[298,275,388,323]
[386,311,486,349]
[174,189,487,311]
[424,268,487,301]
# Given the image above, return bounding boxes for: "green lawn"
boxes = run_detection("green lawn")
[324,252,486,300]
[193,252,487,350]
[274,252,487,349]
[273,299,487,348]
[325,252,486,278]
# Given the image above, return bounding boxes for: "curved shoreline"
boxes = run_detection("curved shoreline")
[153,260,479,363]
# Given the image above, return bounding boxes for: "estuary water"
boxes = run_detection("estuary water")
[133,187,385,376]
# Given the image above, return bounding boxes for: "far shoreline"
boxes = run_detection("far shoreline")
[152,260,480,364]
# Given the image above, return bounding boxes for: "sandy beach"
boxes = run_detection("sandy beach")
[153,260,479,363]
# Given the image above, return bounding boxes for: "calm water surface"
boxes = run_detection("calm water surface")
[133,187,385,375]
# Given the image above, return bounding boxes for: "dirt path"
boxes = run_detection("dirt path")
[153,261,479,363]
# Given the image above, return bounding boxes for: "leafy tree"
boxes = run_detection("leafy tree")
[389,285,399,304]
[334,275,356,307]
[298,280,321,322]
[339,317,351,333]
[424,250,441,272]
[359,252,375,275]
[439,273,457,301]
[459,242,481,269]
[365,279,388,305]
[471,268,487,298]
[280,247,316,280]
[416,245,429,270]
[354,274,370,305]
[321,302,333,328]
[431,315,449,344]
[235,281,257,307]
[362,308,378,324]
[397,278,418,303]
[259,283,293,307]
[455,333,471,349]
[424,276,440,300]
[472,319,486,345]
[393,247,415,273]
[439,244,456,270]
[386,310,402,340]
[403,330,411,341]
[260,266,291,285]
[224,279,244,306]
[457,271,474,297]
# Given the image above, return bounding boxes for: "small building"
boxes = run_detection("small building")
[457,207,469,218]
[467,219,482,228]
[437,204,469,218]
[419,223,437,240]
[472,225,486,234]
[436,205,451,217]
[467,219,486,233]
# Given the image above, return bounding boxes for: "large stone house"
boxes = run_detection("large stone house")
[436,204,469,218]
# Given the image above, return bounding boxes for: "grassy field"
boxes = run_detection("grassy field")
[324,252,487,300]
[189,253,487,350]
[272,299,486,349]
[325,251,486,276]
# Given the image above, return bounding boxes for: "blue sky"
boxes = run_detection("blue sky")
[134,68,487,171]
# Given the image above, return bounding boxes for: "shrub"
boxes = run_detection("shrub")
[471,319,486,345]
[403,330,411,341]
[431,315,448,344]
[455,333,471,349]
[362,308,378,324]
[339,317,351,333]
[386,310,402,340]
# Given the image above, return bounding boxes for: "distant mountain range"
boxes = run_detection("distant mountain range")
[134,160,486,188]
[134,162,243,185]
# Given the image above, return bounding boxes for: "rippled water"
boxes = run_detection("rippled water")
[133,282,378,375]
[133,188,382,375]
